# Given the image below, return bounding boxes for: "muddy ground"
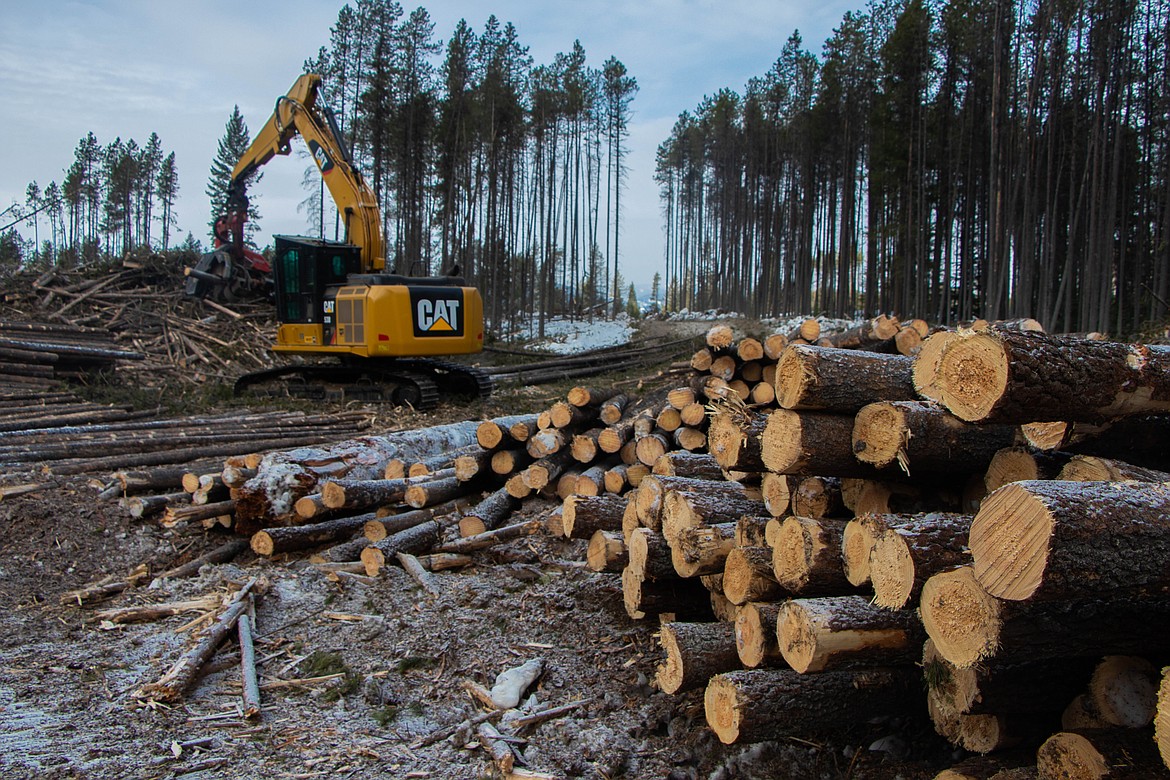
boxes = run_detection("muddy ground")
[0,317,955,780]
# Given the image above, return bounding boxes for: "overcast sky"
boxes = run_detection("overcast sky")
[1,0,859,286]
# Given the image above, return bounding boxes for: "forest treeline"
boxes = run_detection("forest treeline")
[657,0,1170,334]
[298,1,638,333]
[4,132,181,267]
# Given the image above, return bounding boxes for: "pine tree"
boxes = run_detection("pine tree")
[156,152,179,250]
[206,106,259,240]
[625,282,639,318]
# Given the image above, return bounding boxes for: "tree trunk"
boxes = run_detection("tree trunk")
[651,451,723,480]
[1058,456,1170,483]
[703,667,918,744]
[775,345,915,412]
[722,546,784,605]
[922,639,1095,718]
[661,485,766,546]
[457,487,519,537]
[360,520,443,576]
[970,480,1170,601]
[777,595,924,673]
[656,621,741,694]
[792,476,844,519]
[761,473,791,517]
[586,530,626,573]
[826,315,900,351]
[252,511,380,556]
[983,447,1072,493]
[621,564,713,621]
[708,410,768,472]
[627,527,676,582]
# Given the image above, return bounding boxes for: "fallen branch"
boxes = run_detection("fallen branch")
[135,578,261,703]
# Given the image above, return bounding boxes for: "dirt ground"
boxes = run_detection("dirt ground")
[0,321,955,780]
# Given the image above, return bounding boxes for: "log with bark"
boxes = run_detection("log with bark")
[586,530,627,573]
[364,498,474,542]
[707,409,769,473]
[1057,455,1170,483]
[656,621,741,694]
[868,512,973,609]
[561,493,627,540]
[922,639,1095,719]
[457,487,520,537]
[733,601,785,669]
[703,667,919,744]
[761,410,885,477]
[774,345,916,412]
[234,419,483,530]
[791,476,844,519]
[252,511,382,556]
[777,595,925,673]
[1036,729,1170,779]
[722,546,785,605]
[670,522,737,578]
[921,329,1170,423]
[826,315,901,351]
[770,516,854,595]
[621,564,713,621]
[983,447,1073,493]
[360,521,444,576]
[661,483,766,546]
[135,578,261,702]
[920,566,1170,668]
[760,473,791,517]
[1086,655,1160,728]
[852,401,1017,475]
[969,480,1170,601]
[841,476,962,516]
[651,451,724,480]
[636,474,724,531]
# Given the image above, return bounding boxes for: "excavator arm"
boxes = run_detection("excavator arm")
[229,73,386,272]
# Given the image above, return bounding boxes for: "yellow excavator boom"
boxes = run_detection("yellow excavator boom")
[231,73,386,272]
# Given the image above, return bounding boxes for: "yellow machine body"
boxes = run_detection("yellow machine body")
[272,282,484,358]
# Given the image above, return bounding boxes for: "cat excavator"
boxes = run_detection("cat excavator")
[185,73,492,408]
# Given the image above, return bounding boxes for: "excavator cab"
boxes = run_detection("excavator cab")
[269,235,485,360]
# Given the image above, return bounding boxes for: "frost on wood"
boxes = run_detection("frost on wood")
[235,420,482,528]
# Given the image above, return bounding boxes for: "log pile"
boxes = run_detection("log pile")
[563,321,1170,775]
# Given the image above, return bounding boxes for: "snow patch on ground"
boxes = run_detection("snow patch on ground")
[507,315,636,354]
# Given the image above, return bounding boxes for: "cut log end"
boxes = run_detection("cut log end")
[841,518,877,587]
[937,333,1010,422]
[1036,732,1109,780]
[920,567,1001,669]
[250,531,275,557]
[1158,667,1170,768]
[968,482,1054,601]
[869,530,915,610]
[851,403,907,469]
[703,674,744,745]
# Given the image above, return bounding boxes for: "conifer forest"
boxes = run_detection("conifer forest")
[7,0,1170,336]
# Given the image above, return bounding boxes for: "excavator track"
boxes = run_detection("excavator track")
[232,359,491,409]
